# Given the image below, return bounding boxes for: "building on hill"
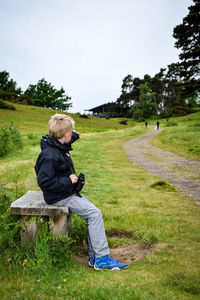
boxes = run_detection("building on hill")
[86,102,128,117]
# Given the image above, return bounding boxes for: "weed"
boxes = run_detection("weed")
[108,199,119,205]
[70,214,88,246]
[151,181,176,192]
[27,133,34,139]
[188,145,200,154]
[27,219,73,272]
[0,191,21,254]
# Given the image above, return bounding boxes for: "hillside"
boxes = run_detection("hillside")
[0,105,200,299]
[0,103,135,134]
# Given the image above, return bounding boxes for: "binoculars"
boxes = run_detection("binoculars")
[73,173,85,197]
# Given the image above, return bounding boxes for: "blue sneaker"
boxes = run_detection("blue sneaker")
[94,255,128,271]
[88,257,95,267]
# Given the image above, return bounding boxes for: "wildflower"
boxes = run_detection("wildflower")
[63,279,67,283]
[7,258,12,263]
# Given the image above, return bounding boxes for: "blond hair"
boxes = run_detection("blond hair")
[48,114,75,139]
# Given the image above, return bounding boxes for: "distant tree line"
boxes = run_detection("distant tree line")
[103,0,200,119]
[0,71,72,111]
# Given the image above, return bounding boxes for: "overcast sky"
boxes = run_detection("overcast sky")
[0,0,193,113]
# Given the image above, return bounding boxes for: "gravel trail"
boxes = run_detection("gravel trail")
[124,129,200,200]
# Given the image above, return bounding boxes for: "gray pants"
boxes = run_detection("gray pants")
[55,194,110,258]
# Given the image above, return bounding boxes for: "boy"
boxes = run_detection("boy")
[35,114,128,271]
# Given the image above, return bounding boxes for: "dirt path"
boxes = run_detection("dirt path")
[124,129,200,201]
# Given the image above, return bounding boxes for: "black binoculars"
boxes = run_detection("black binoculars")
[73,173,85,197]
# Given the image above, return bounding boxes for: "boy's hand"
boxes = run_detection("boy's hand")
[70,174,78,184]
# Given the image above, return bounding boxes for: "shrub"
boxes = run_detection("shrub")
[9,124,23,149]
[18,94,33,105]
[151,181,176,192]
[0,90,17,101]
[161,106,192,118]
[119,120,128,125]
[0,90,32,105]
[0,124,23,157]
[80,114,89,118]
[0,99,16,110]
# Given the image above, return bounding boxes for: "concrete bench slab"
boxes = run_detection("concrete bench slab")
[9,191,72,246]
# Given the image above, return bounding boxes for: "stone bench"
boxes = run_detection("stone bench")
[9,191,72,246]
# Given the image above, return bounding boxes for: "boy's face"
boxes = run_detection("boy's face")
[64,130,72,144]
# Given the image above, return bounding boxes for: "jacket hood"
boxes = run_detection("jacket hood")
[41,135,72,152]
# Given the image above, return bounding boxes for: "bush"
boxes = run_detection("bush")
[80,114,89,118]
[0,90,32,105]
[18,94,33,105]
[160,106,192,118]
[0,124,23,157]
[0,99,16,110]
[0,90,17,101]
[119,120,128,125]
[166,121,178,127]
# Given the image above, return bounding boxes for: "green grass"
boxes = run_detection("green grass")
[151,111,200,161]
[0,105,200,299]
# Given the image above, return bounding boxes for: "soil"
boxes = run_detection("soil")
[74,243,155,267]
[123,129,200,201]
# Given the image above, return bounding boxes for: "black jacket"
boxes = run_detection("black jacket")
[35,132,79,204]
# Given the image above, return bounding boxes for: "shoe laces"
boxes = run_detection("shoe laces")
[104,255,119,264]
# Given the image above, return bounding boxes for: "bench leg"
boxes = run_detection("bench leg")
[50,215,68,236]
[21,216,37,246]
[67,213,73,231]
[21,215,73,245]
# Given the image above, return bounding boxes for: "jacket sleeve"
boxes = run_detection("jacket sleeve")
[36,156,73,193]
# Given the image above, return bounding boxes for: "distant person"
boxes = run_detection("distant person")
[157,121,160,130]
[35,114,128,271]
[153,121,156,130]
[145,121,148,128]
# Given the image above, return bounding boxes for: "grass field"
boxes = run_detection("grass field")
[151,112,200,161]
[0,104,200,299]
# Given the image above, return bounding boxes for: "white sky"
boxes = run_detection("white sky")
[0,0,193,113]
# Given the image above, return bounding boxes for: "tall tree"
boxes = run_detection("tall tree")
[164,63,186,108]
[130,83,158,119]
[173,0,200,96]
[116,75,143,112]
[150,68,166,109]
[25,78,72,111]
[0,70,22,94]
